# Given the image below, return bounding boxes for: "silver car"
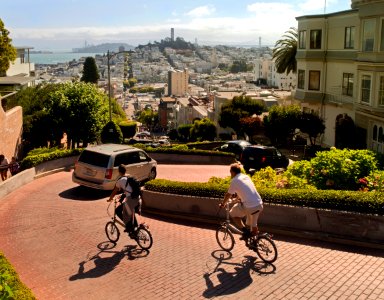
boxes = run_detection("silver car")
[72,144,157,190]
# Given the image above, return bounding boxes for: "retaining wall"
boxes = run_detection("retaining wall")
[142,190,384,247]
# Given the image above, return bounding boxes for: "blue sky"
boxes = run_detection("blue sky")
[2,0,352,51]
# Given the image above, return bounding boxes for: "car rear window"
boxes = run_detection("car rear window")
[78,150,110,167]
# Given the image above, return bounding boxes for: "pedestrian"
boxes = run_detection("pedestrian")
[219,162,263,239]
[9,156,20,176]
[0,154,9,181]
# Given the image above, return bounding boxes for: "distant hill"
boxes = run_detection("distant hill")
[72,43,135,53]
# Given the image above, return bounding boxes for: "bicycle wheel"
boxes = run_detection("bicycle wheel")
[135,227,153,250]
[254,235,278,263]
[105,221,120,243]
[215,226,235,251]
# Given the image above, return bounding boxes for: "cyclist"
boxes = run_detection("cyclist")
[107,164,141,237]
[219,162,263,240]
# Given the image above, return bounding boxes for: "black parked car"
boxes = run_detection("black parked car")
[240,145,289,173]
[217,140,252,159]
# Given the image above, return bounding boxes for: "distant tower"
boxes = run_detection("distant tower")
[171,28,175,42]
[259,37,261,48]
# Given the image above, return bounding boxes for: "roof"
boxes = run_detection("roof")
[0,76,35,85]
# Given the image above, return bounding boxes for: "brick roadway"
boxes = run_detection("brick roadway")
[0,167,384,299]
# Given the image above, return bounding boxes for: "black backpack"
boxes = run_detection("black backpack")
[125,176,142,199]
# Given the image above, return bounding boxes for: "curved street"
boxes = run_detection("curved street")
[0,166,383,299]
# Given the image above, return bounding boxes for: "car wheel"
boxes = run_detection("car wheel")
[149,168,157,180]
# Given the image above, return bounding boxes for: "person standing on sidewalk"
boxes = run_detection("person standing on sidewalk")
[219,162,263,239]
[9,157,20,176]
[0,154,9,181]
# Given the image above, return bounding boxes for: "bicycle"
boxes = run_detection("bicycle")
[215,199,278,263]
[105,196,153,250]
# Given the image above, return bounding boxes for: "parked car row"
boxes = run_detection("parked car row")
[216,140,289,173]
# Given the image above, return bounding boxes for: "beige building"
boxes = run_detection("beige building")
[167,68,189,97]
[295,0,384,151]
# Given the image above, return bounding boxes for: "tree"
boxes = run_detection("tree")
[49,82,109,148]
[218,95,265,137]
[137,109,158,130]
[273,27,297,74]
[80,57,100,84]
[101,121,123,144]
[299,112,325,146]
[178,124,193,142]
[239,116,263,142]
[0,18,17,76]
[190,118,217,141]
[263,104,301,146]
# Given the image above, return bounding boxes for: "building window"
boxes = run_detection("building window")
[344,26,355,49]
[299,30,306,49]
[342,73,354,96]
[361,75,371,103]
[298,70,305,89]
[362,19,375,52]
[310,30,322,49]
[379,76,384,105]
[308,71,320,90]
[381,19,384,51]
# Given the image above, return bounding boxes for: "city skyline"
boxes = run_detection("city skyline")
[2,0,352,51]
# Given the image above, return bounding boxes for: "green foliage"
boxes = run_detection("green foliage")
[190,118,217,141]
[219,95,265,137]
[359,171,384,192]
[299,112,325,146]
[273,27,297,74]
[230,60,251,73]
[177,124,193,142]
[80,57,100,84]
[0,252,36,299]
[144,179,384,215]
[20,148,83,169]
[101,121,123,144]
[8,84,64,150]
[0,19,17,75]
[119,121,137,140]
[137,109,158,129]
[263,104,301,146]
[305,148,378,190]
[49,82,109,147]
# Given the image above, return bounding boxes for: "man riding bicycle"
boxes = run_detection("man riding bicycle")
[219,163,263,240]
[107,164,141,237]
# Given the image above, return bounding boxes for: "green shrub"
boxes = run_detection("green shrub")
[119,121,137,140]
[308,148,378,190]
[20,148,83,170]
[144,179,384,215]
[359,170,384,192]
[0,252,36,299]
[101,121,123,144]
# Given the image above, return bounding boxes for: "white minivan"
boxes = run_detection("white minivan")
[72,144,157,190]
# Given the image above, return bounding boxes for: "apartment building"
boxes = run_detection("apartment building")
[295,0,384,151]
[167,68,189,96]
[254,54,296,90]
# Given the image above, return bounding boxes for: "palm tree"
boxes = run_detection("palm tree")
[272,27,298,74]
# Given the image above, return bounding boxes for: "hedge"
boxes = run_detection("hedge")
[144,179,384,215]
[0,252,36,299]
[20,148,83,170]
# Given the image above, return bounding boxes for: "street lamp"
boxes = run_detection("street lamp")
[107,49,135,121]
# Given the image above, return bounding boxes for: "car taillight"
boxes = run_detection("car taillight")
[261,156,266,163]
[105,168,113,179]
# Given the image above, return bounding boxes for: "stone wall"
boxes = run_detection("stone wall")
[0,105,23,162]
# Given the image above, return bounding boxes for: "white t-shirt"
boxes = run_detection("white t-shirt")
[228,173,262,208]
[115,176,133,196]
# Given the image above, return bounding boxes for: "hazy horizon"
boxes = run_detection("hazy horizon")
[2,0,352,51]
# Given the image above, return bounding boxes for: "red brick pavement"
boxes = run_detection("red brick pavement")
[0,169,384,299]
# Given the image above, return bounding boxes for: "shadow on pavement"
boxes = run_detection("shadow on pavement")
[59,186,110,201]
[202,253,276,298]
[69,241,149,281]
